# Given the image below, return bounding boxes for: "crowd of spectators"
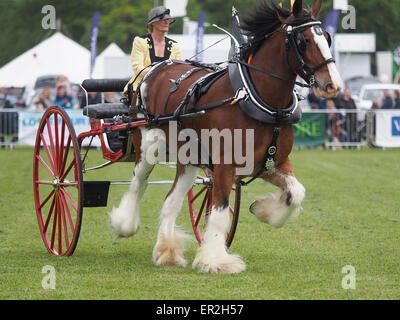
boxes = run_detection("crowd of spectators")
[1,76,121,148]
[307,86,400,146]
[32,75,120,110]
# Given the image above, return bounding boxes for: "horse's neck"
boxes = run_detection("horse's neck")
[249,34,296,108]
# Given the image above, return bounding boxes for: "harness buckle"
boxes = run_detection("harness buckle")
[309,75,316,87]
[234,88,248,102]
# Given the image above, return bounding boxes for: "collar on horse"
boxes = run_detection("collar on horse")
[224,15,335,126]
[225,23,301,126]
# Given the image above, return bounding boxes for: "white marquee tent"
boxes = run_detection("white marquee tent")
[92,43,127,79]
[0,32,91,87]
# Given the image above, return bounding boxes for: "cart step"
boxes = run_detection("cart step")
[83,181,111,207]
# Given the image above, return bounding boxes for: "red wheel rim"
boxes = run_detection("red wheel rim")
[33,107,83,256]
[188,169,240,248]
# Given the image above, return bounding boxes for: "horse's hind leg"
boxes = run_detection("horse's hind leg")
[192,165,246,274]
[250,158,305,228]
[153,164,198,267]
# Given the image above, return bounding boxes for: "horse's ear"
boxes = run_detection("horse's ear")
[292,0,303,16]
[311,0,322,18]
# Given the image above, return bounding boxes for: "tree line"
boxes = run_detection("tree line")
[1,0,400,68]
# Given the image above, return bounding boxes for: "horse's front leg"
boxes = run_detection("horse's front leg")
[153,164,198,267]
[193,165,246,274]
[108,128,154,240]
[250,158,306,228]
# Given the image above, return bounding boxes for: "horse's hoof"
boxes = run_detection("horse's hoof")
[249,202,256,215]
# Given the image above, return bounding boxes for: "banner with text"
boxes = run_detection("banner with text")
[18,110,100,147]
[294,113,326,147]
[375,110,400,147]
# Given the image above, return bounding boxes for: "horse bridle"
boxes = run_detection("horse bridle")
[284,21,335,87]
[238,20,334,89]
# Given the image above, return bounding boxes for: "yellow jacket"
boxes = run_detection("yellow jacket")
[124,34,182,93]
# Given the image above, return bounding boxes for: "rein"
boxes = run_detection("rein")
[235,59,311,88]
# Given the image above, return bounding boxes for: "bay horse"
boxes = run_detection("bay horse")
[109,0,343,274]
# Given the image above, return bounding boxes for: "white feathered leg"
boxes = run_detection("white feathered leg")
[108,159,154,239]
[108,125,162,240]
[153,165,198,267]
[250,174,305,228]
[192,205,246,274]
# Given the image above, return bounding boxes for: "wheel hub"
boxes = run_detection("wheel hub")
[52,177,60,191]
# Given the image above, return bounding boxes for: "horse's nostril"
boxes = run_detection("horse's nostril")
[325,83,335,92]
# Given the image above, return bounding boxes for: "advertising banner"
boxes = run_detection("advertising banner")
[375,110,400,147]
[18,110,100,147]
[294,113,326,147]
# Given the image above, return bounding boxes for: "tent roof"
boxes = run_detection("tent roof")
[0,32,91,87]
[92,43,126,79]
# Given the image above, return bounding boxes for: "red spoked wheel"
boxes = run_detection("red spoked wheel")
[33,106,83,256]
[188,169,241,249]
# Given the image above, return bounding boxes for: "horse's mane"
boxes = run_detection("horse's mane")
[240,0,313,55]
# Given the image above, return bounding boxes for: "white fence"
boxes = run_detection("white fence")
[1,109,400,149]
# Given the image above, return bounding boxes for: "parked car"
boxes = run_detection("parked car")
[34,75,58,90]
[344,76,382,101]
[354,83,400,110]
[22,75,59,109]
[0,90,25,109]
[22,75,81,110]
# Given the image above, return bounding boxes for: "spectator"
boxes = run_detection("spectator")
[335,88,357,142]
[0,99,18,148]
[381,89,393,109]
[54,86,73,109]
[371,99,380,110]
[56,75,72,96]
[371,99,381,138]
[307,87,320,109]
[79,91,102,108]
[394,90,400,109]
[326,99,347,148]
[34,87,52,110]
[105,92,118,103]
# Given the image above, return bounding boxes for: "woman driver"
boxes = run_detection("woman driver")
[124,6,182,102]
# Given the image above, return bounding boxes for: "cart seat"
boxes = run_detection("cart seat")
[83,103,130,119]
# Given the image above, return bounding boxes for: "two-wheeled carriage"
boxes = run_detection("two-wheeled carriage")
[33,79,241,256]
[33,0,343,273]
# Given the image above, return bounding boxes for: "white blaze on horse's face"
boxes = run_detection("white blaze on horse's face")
[310,27,343,98]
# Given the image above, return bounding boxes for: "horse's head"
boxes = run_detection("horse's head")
[276,0,343,98]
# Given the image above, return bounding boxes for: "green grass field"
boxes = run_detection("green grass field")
[0,147,399,299]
